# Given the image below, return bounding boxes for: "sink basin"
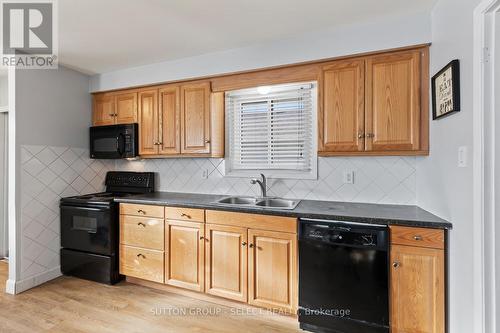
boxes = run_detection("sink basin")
[216,196,257,205]
[255,198,300,209]
[214,196,300,210]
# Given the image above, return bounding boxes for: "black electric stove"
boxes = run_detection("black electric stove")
[60,171,155,284]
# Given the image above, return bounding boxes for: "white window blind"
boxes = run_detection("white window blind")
[226,82,317,179]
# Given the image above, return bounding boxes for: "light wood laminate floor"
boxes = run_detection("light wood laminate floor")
[0,262,300,332]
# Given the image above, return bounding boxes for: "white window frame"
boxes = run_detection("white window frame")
[224,81,318,180]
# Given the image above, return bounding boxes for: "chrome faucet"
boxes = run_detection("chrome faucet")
[250,174,267,198]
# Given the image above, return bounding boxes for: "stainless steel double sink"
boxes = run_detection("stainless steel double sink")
[213,196,300,210]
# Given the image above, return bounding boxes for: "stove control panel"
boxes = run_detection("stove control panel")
[105,171,155,192]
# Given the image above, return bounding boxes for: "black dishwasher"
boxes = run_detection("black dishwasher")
[298,218,389,333]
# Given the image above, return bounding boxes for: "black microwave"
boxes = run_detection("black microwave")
[90,124,138,159]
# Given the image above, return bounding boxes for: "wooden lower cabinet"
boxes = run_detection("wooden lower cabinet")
[248,229,297,313]
[165,220,205,292]
[205,224,247,302]
[119,245,164,283]
[390,243,445,333]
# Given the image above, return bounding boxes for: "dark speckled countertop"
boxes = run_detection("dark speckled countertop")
[115,192,452,229]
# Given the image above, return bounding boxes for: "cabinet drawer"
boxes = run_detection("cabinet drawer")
[119,245,164,283]
[390,226,444,249]
[206,210,297,233]
[120,216,164,250]
[120,203,164,218]
[165,207,205,222]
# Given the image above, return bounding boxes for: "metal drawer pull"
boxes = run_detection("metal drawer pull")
[137,209,146,214]
[413,235,423,241]
[242,242,247,246]
[137,253,146,259]
[181,213,191,219]
[137,222,146,227]
[358,133,365,139]
[392,261,400,268]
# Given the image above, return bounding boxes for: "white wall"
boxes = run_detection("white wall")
[11,67,112,293]
[416,0,482,332]
[89,11,431,92]
[0,76,7,258]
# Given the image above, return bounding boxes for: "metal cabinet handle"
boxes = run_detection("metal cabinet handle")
[249,244,254,248]
[242,242,247,246]
[393,261,400,268]
[137,253,146,259]
[109,113,115,117]
[200,236,204,240]
[358,133,365,139]
[137,209,146,214]
[205,139,211,144]
[137,222,146,227]
[181,213,191,219]
[366,133,375,138]
[413,235,423,241]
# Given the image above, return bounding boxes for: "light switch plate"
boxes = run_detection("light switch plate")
[343,171,354,184]
[458,146,467,167]
[201,169,209,179]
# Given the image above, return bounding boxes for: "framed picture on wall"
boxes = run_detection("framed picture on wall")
[431,59,461,120]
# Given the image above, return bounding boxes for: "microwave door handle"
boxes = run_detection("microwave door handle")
[116,134,125,156]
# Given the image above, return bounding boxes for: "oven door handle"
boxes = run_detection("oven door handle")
[61,205,109,212]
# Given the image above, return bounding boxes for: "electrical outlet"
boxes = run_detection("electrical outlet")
[201,169,209,179]
[343,171,354,184]
[458,146,467,168]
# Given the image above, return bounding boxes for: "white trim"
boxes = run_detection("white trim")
[473,1,500,331]
[11,267,61,294]
[0,106,7,113]
[6,67,16,295]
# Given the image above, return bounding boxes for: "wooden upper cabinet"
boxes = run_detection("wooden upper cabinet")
[390,244,445,333]
[165,220,205,292]
[366,50,421,152]
[138,89,159,155]
[158,86,181,155]
[181,82,211,154]
[93,94,116,126]
[115,92,137,124]
[248,229,297,312]
[320,59,365,152]
[205,224,247,302]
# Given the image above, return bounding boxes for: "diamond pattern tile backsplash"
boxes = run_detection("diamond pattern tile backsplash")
[20,145,114,280]
[115,156,416,204]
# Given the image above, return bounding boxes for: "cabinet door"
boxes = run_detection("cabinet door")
[320,59,365,152]
[205,224,247,302]
[115,92,137,124]
[138,89,159,156]
[366,50,421,151]
[181,82,211,154]
[248,229,297,312]
[165,220,205,292]
[93,94,116,126]
[390,244,445,333]
[158,86,181,155]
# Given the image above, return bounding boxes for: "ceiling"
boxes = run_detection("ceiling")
[59,0,437,75]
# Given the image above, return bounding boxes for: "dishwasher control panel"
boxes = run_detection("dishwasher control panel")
[299,219,388,250]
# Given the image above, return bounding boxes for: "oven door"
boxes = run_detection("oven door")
[60,204,117,256]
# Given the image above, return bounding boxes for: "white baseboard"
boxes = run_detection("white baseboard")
[5,278,15,294]
[9,266,61,294]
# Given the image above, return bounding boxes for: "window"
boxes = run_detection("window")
[225,82,317,179]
